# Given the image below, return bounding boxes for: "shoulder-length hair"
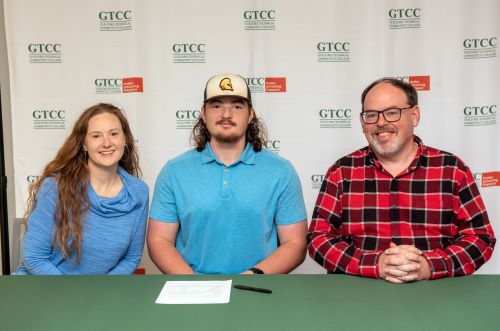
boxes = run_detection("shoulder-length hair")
[24,103,141,260]
[191,101,268,152]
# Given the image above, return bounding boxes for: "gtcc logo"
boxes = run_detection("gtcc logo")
[464,105,497,116]
[317,42,350,52]
[244,77,286,93]
[172,43,206,63]
[176,109,200,130]
[319,109,352,118]
[243,10,276,20]
[28,43,62,63]
[99,11,131,20]
[463,38,497,49]
[99,10,132,31]
[32,110,65,120]
[243,9,276,30]
[388,8,421,29]
[388,8,421,18]
[317,42,351,63]
[319,108,352,129]
[94,77,143,94]
[172,44,206,53]
[463,105,496,127]
[32,110,66,129]
[463,37,497,59]
[176,110,200,119]
[28,44,61,53]
[95,78,122,87]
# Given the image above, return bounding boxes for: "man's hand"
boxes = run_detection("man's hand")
[378,243,431,283]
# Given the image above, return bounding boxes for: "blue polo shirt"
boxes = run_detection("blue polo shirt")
[150,143,307,274]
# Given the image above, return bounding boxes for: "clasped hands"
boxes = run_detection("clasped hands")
[378,243,431,283]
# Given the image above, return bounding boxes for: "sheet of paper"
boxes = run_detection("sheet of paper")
[155,280,232,304]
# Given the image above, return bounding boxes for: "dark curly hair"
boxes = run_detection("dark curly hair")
[191,102,268,152]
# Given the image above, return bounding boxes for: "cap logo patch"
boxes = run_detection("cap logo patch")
[219,77,233,91]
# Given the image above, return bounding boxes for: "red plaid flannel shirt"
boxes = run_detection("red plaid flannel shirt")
[307,136,495,280]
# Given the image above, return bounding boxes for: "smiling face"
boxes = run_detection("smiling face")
[83,112,126,172]
[201,96,254,146]
[361,83,420,159]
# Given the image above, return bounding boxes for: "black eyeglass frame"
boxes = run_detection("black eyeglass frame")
[360,106,415,124]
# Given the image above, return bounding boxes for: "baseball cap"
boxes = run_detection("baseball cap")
[203,73,252,103]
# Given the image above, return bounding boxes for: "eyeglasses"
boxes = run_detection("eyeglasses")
[360,106,414,124]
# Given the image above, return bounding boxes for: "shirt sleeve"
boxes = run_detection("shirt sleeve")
[423,169,496,279]
[307,165,382,278]
[21,178,63,275]
[149,163,179,223]
[108,196,149,275]
[274,161,307,225]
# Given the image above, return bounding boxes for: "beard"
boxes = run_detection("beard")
[210,119,247,144]
[364,124,407,158]
[212,132,246,144]
[370,139,401,157]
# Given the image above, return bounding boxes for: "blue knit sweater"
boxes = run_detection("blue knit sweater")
[15,167,149,275]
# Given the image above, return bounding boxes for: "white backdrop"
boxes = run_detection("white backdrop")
[3,0,499,274]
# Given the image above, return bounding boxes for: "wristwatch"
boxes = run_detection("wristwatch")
[249,267,264,274]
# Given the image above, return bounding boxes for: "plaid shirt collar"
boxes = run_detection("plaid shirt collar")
[367,135,425,176]
[201,142,256,166]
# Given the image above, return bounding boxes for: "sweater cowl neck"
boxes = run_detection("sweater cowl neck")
[87,166,139,218]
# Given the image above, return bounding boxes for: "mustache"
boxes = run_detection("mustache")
[373,125,396,134]
[216,120,236,126]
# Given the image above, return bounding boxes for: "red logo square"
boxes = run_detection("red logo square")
[482,171,500,187]
[122,77,143,93]
[409,76,430,91]
[265,77,286,92]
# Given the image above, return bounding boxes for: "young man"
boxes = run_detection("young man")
[148,73,307,274]
[307,78,495,283]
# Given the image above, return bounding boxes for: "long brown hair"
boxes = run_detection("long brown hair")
[191,101,268,152]
[24,103,141,261]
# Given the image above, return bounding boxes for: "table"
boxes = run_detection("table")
[1,274,499,331]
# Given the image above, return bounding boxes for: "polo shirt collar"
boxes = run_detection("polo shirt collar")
[239,143,256,165]
[201,142,256,166]
[368,135,424,172]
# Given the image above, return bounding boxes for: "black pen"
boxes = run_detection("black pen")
[233,284,272,294]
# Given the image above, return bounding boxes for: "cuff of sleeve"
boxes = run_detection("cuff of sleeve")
[423,252,448,280]
[358,251,382,278]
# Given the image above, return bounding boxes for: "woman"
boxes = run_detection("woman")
[15,103,149,275]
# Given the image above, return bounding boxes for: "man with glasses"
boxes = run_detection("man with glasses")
[307,78,495,283]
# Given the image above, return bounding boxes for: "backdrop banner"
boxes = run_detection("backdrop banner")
[3,0,499,274]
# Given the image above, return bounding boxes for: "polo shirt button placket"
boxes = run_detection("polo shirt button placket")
[221,167,230,199]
